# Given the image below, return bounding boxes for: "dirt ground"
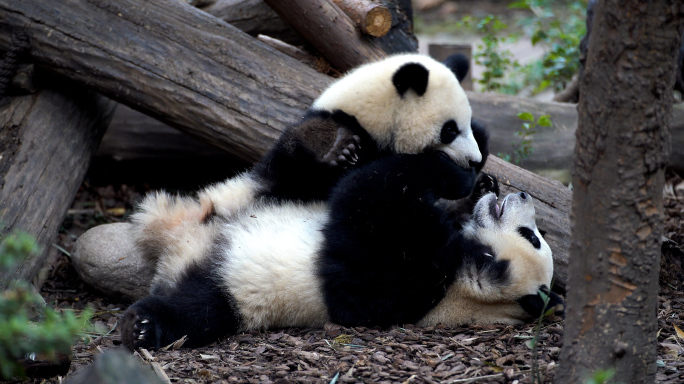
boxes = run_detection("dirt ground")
[8,160,683,384]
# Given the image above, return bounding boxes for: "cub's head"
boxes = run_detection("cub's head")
[465,191,554,297]
[312,53,482,170]
[419,192,563,327]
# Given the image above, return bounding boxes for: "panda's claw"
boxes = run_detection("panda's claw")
[141,319,149,324]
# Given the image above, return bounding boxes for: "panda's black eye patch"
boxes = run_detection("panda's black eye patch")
[440,120,460,144]
[517,227,541,249]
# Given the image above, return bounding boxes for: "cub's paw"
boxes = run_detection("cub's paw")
[472,173,499,200]
[322,128,362,168]
[121,306,156,350]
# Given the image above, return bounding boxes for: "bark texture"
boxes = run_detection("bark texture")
[0,85,114,286]
[557,1,684,383]
[0,0,332,163]
[201,0,303,45]
[263,0,416,72]
[332,0,392,37]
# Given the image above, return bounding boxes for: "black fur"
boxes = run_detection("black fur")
[443,54,470,83]
[392,62,430,97]
[120,258,241,350]
[318,152,501,328]
[254,110,386,202]
[516,285,565,319]
[471,119,490,172]
[517,227,541,249]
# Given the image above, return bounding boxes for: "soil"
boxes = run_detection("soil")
[8,161,684,384]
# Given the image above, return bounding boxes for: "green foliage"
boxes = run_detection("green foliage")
[499,112,552,164]
[585,368,616,384]
[510,0,587,93]
[0,232,92,379]
[461,15,523,94]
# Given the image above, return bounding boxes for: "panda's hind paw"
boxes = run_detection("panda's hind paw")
[120,304,163,351]
[322,128,361,168]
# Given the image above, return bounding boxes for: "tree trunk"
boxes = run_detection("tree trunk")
[0,84,114,286]
[557,1,684,383]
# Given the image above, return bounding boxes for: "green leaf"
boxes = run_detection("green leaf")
[507,0,530,10]
[517,112,534,122]
[537,289,549,303]
[531,30,547,46]
[537,115,552,127]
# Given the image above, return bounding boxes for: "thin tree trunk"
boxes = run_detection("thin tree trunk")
[557,1,684,383]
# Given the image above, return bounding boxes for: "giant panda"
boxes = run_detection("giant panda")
[120,151,564,350]
[131,53,489,292]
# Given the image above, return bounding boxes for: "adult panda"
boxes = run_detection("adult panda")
[121,152,564,350]
[132,53,489,292]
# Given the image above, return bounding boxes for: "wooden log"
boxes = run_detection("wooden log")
[0,0,333,164]
[0,84,115,286]
[262,0,386,72]
[333,0,392,37]
[483,156,571,292]
[98,104,228,161]
[200,0,304,46]
[469,92,684,182]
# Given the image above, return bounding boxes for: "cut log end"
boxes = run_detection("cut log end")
[364,7,392,37]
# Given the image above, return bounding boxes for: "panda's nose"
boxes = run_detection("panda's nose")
[519,192,527,200]
[468,160,479,169]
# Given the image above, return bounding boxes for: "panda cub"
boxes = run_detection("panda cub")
[121,152,564,350]
[132,53,489,292]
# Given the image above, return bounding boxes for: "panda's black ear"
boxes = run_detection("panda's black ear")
[392,63,429,97]
[443,54,469,83]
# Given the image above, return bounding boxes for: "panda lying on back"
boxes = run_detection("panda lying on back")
[121,151,564,350]
[132,53,490,293]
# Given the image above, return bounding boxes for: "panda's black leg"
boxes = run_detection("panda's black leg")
[120,264,241,350]
[120,296,186,350]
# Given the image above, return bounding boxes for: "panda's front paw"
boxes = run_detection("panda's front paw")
[322,128,362,168]
[472,173,499,200]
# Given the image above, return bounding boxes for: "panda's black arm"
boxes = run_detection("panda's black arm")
[516,285,565,320]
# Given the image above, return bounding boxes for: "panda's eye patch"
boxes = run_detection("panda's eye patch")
[440,120,460,144]
[517,227,541,249]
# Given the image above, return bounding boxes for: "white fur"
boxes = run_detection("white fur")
[314,53,481,168]
[215,201,330,331]
[130,192,221,292]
